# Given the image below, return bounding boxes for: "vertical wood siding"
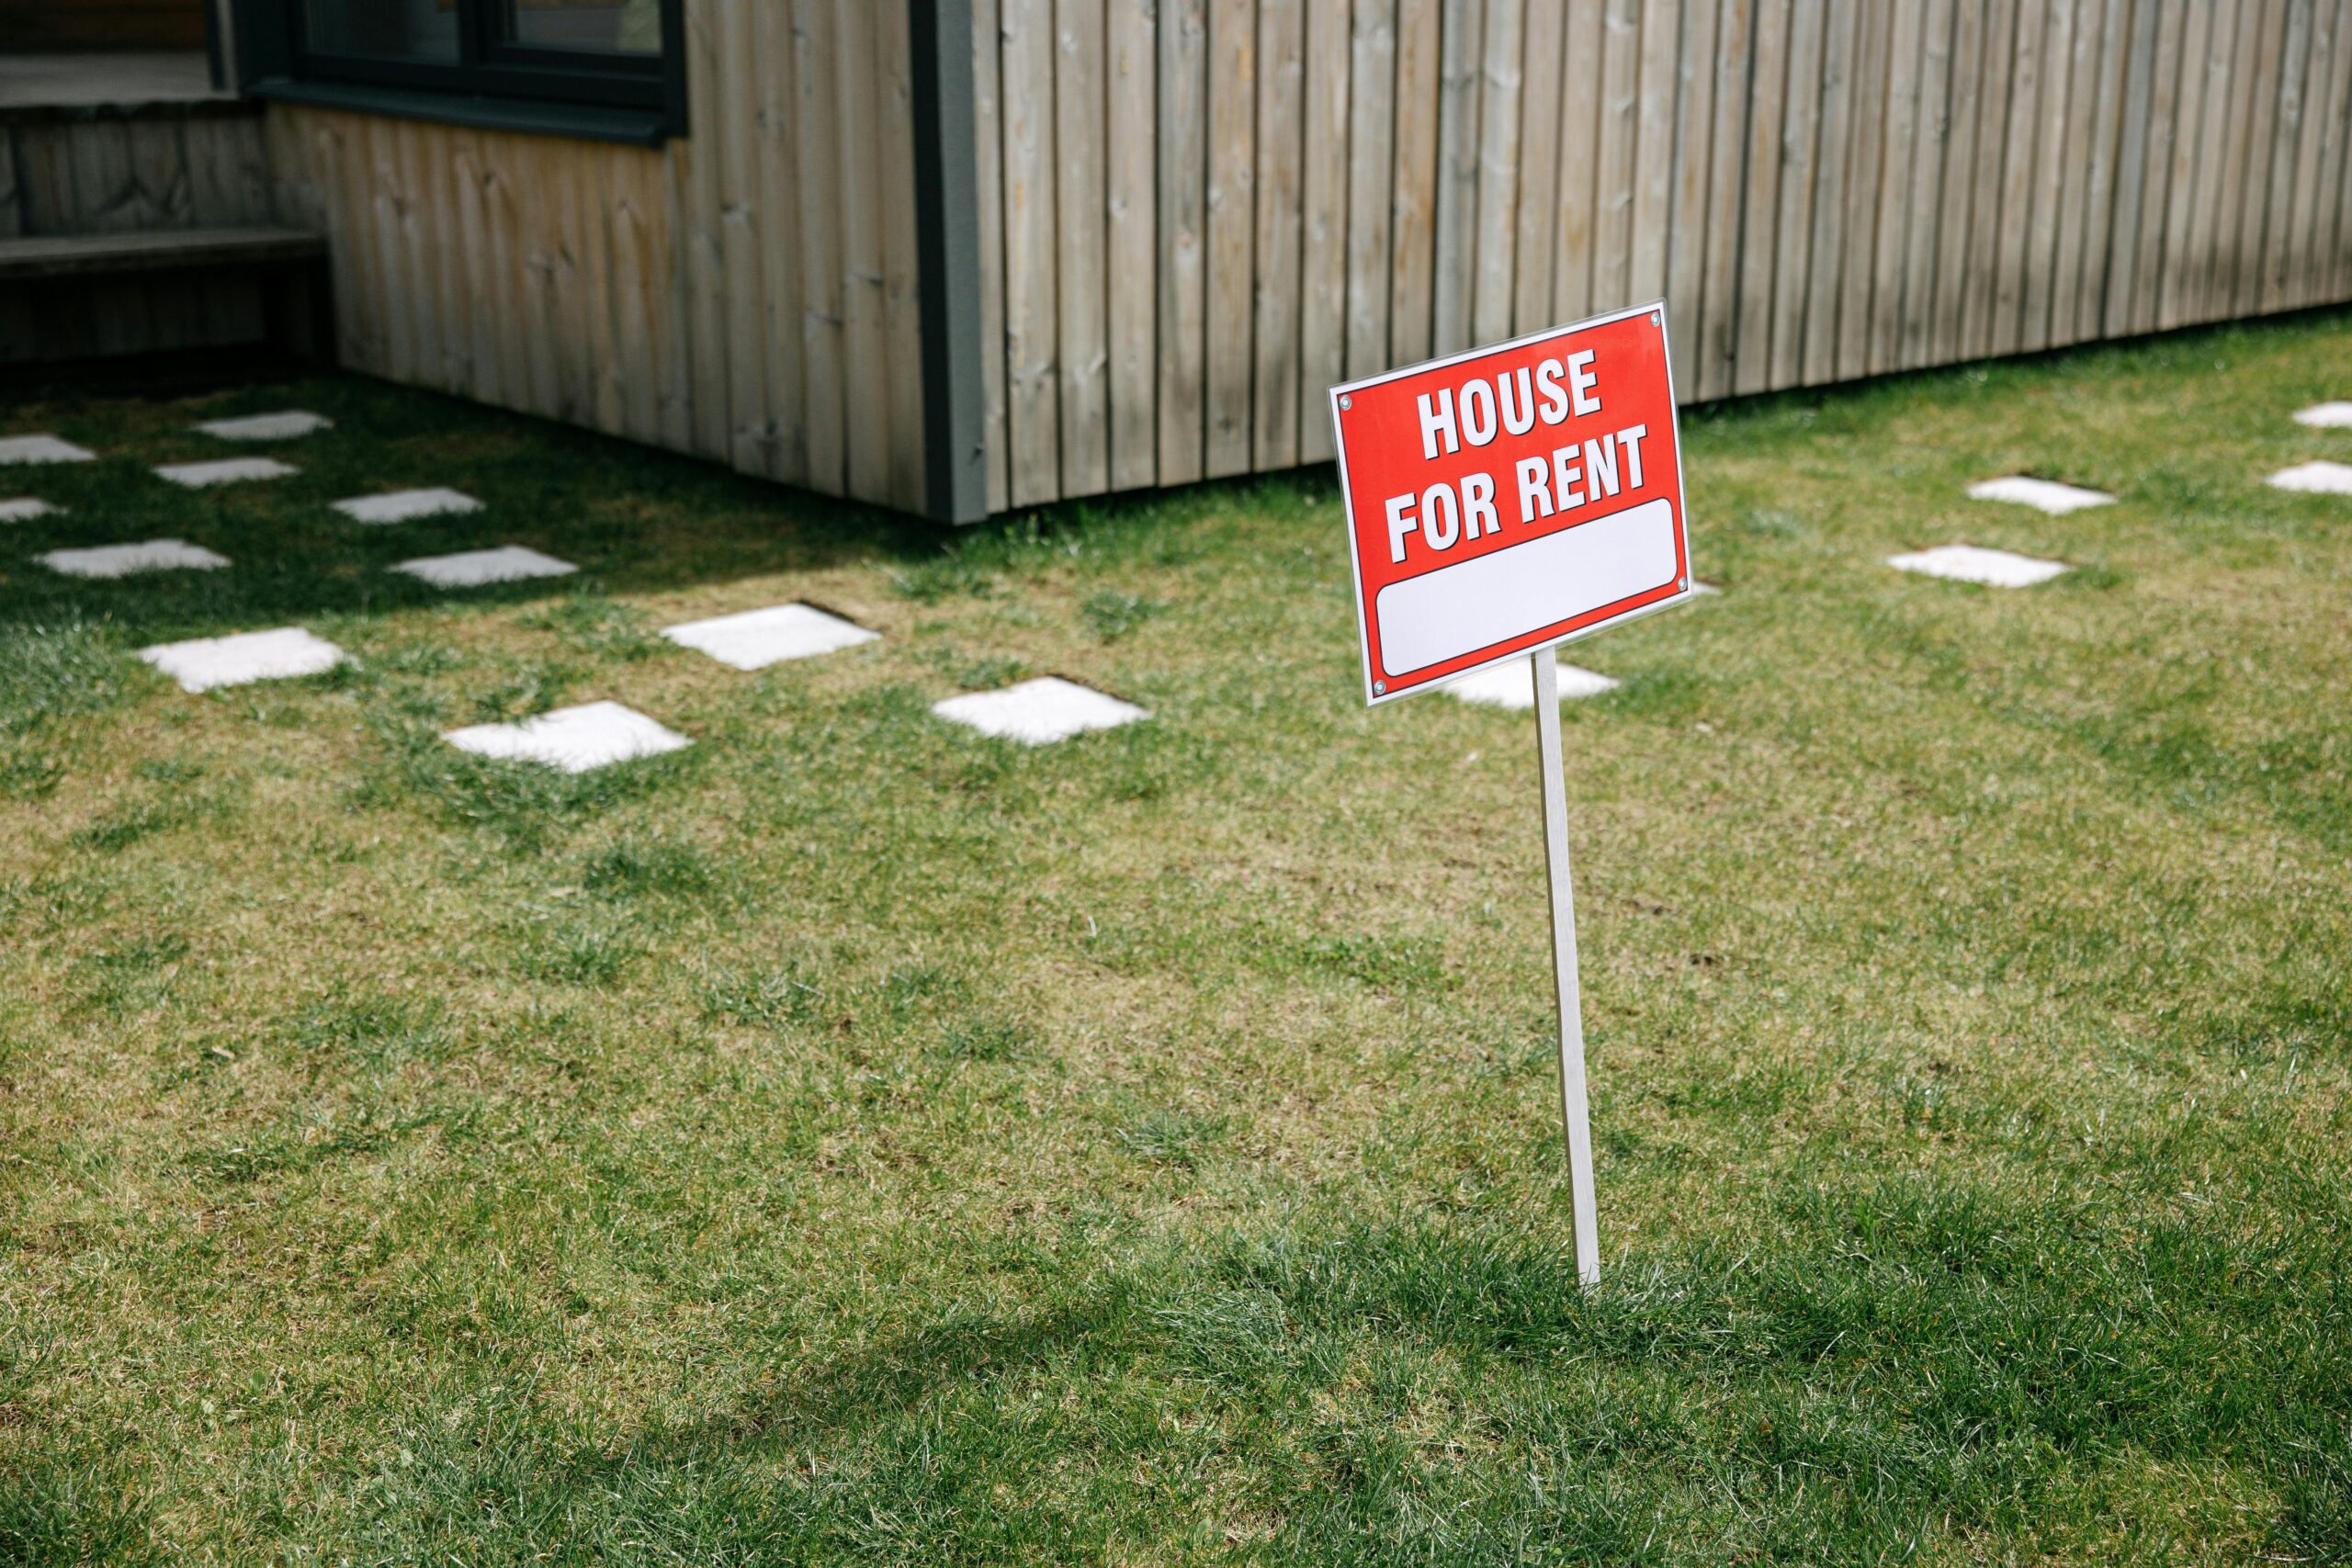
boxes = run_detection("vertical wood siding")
[978,0,2352,510]
[263,0,926,510]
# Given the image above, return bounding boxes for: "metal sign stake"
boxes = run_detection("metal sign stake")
[1531,644,1600,1287]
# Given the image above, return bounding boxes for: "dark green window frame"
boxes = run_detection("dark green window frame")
[236,0,687,148]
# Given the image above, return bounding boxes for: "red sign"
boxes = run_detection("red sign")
[1331,301,1691,705]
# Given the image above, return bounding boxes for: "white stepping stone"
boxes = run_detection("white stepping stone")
[154,456,298,488]
[1965,475,2115,513]
[138,626,348,693]
[334,486,482,524]
[39,538,229,579]
[391,544,576,588]
[2291,401,2352,428]
[661,602,879,671]
[2267,459,2352,494]
[0,498,60,523]
[196,410,334,441]
[1442,659,1621,710]
[443,700,690,773]
[0,434,96,466]
[932,676,1149,745]
[1887,544,2069,587]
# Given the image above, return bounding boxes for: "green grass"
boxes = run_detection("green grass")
[3,315,2349,1564]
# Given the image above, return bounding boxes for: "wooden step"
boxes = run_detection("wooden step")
[0,226,326,283]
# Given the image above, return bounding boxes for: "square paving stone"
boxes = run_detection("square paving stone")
[2292,402,2352,427]
[334,487,483,524]
[1443,659,1621,709]
[139,627,348,693]
[0,498,61,523]
[2267,459,2352,494]
[391,545,576,588]
[154,456,299,488]
[1966,475,2116,513]
[0,434,96,466]
[444,700,691,773]
[40,538,230,579]
[932,676,1149,745]
[197,410,334,441]
[1887,544,2070,587]
[661,603,879,671]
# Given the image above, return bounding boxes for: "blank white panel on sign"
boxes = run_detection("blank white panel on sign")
[1443,660,1619,709]
[662,603,878,670]
[444,701,690,773]
[140,626,347,692]
[1374,499,1679,679]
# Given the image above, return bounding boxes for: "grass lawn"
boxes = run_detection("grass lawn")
[3,313,2348,1566]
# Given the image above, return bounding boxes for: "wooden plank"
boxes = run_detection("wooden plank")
[1300,0,1351,461]
[1730,0,1784,391]
[1959,0,2015,358]
[2018,0,2075,350]
[1388,0,1442,365]
[365,118,415,386]
[545,138,591,422]
[1627,0,1679,308]
[424,129,471,392]
[2046,0,2109,344]
[1056,0,1110,497]
[1109,0,1160,486]
[1344,0,1397,378]
[719,0,775,472]
[1666,0,1721,386]
[840,0,897,502]
[2228,0,2286,316]
[2075,0,2133,339]
[1836,0,1888,378]
[1928,0,1984,362]
[1769,0,1825,389]
[682,0,731,459]
[1470,0,1524,347]
[480,138,534,425]
[1205,0,1256,477]
[1003,0,1061,504]
[1512,0,1568,338]
[2124,0,2186,334]
[1866,0,1921,374]
[2256,0,2313,311]
[609,151,665,447]
[1430,0,1486,355]
[1899,0,1953,368]
[876,0,928,511]
[1989,0,2047,357]
[2156,0,2216,329]
[573,149,625,436]
[1254,0,1307,470]
[1589,0,1640,316]
[447,134,501,412]
[973,0,1011,509]
[1699,0,1755,398]
[1551,0,1607,327]
[2284,0,2336,307]
[1159,0,1209,481]
[2302,0,2352,304]
[792,0,847,494]
[1804,0,1860,385]
[753,0,806,479]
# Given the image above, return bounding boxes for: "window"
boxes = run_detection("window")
[241,0,684,145]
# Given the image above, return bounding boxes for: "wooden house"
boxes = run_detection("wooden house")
[9,1,2352,522]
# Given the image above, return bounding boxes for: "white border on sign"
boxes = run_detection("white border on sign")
[1328,299,1695,707]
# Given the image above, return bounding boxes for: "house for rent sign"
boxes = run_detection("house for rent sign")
[1331,302,1692,705]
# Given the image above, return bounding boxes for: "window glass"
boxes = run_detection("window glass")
[304,0,461,60]
[502,0,662,55]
